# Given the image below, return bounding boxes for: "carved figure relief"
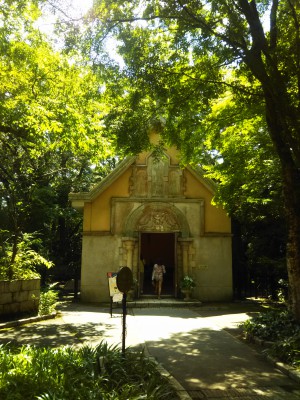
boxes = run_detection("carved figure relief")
[137,206,180,232]
[130,153,185,198]
[168,169,182,196]
[147,155,169,197]
[135,168,148,197]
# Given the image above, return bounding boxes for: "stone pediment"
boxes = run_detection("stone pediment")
[69,151,216,210]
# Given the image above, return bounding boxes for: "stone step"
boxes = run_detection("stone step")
[127,296,202,308]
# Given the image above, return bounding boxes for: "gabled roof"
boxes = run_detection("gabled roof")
[186,164,217,194]
[69,154,217,211]
[69,156,136,210]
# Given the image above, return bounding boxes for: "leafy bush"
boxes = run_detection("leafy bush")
[0,342,179,400]
[180,275,196,290]
[277,279,289,303]
[270,334,300,367]
[241,309,299,341]
[0,232,53,281]
[241,309,300,368]
[38,290,59,316]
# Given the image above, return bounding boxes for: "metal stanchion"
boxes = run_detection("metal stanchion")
[122,292,127,358]
[116,267,133,359]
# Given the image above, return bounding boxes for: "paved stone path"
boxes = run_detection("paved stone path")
[1,302,300,399]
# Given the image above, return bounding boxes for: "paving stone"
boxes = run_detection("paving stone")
[2,302,300,400]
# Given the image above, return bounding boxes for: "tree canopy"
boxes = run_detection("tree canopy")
[1,0,299,317]
[76,0,300,316]
[0,0,116,280]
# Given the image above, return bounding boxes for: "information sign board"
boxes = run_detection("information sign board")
[107,272,121,301]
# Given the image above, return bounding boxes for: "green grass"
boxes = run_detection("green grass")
[0,342,179,400]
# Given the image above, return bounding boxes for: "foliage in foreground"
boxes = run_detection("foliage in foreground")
[0,342,178,400]
[242,309,300,368]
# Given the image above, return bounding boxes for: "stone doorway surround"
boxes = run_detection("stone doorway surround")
[119,201,195,298]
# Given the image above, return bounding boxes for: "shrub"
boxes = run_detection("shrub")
[241,309,300,368]
[0,342,179,399]
[241,309,299,341]
[0,232,53,281]
[38,290,59,316]
[270,334,300,367]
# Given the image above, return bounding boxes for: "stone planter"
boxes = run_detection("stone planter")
[0,279,40,318]
[181,289,192,301]
[127,289,135,301]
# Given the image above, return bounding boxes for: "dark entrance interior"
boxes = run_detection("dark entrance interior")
[140,233,176,296]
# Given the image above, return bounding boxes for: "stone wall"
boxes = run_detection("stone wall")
[0,279,40,317]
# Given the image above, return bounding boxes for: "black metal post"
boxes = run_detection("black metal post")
[122,292,127,359]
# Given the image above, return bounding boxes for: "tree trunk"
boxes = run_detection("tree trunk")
[282,163,300,320]
[264,88,300,320]
[229,0,300,317]
[9,232,19,280]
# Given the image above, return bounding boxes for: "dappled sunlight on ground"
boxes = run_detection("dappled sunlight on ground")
[1,302,300,398]
[0,319,116,348]
[142,325,298,390]
[130,308,299,392]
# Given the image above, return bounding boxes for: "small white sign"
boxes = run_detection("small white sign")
[112,293,123,303]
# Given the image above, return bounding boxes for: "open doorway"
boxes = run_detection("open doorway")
[139,232,176,296]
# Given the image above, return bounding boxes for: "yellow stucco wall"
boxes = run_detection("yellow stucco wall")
[83,169,132,232]
[83,159,231,234]
[184,169,230,233]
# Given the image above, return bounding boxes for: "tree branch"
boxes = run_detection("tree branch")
[287,0,300,106]
[270,0,278,50]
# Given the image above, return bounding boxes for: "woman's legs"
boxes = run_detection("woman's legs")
[154,278,163,298]
[157,279,162,299]
[154,280,159,295]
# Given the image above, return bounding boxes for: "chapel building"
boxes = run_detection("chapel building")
[69,133,232,302]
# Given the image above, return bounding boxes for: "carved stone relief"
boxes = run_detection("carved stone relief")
[137,205,180,232]
[130,167,148,197]
[168,169,182,197]
[147,154,169,197]
[123,201,191,238]
[130,153,185,198]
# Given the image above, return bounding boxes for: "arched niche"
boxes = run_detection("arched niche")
[124,202,190,238]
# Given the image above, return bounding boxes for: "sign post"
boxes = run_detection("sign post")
[116,266,133,358]
[107,272,122,317]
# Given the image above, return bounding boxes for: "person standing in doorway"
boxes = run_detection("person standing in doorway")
[152,259,166,299]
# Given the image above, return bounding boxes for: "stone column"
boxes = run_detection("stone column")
[121,237,138,299]
[178,238,193,276]
[122,237,137,270]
